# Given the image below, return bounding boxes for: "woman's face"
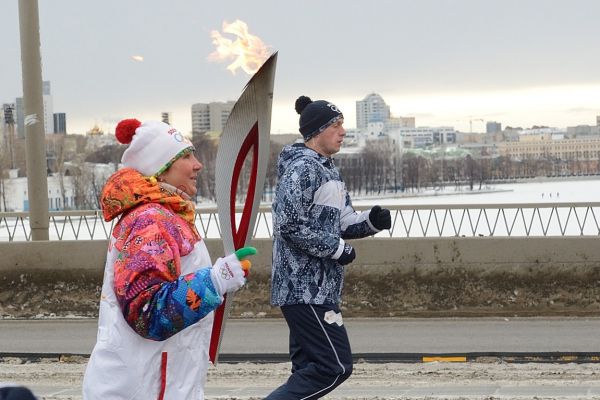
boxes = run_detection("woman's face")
[159,152,203,197]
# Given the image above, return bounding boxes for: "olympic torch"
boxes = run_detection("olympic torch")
[209,52,277,364]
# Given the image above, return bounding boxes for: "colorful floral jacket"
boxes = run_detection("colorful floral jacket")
[100,168,221,340]
[84,168,220,399]
[271,144,379,306]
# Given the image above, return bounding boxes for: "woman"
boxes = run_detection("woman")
[83,119,251,399]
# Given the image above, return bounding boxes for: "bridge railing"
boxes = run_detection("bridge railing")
[2,202,600,241]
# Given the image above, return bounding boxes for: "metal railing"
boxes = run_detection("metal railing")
[2,202,600,242]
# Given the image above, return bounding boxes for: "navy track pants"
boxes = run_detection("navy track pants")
[264,303,353,399]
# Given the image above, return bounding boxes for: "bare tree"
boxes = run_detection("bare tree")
[192,134,218,201]
[361,140,393,194]
[495,156,512,180]
[50,135,69,209]
[402,153,420,193]
[391,150,402,193]
[85,143,124,165]
[71,171,88,209]
[464,154,476,190]
[335,154,364,196]
[429,152,442,190]
[264,139,285,202]
[478,157,490,190]
[0,151,8,211]
[85,166,102,209]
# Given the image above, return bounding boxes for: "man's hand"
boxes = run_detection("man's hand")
[369,205,391,230]
[337,243,356,266]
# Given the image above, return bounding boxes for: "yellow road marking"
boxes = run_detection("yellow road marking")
[423,356,467,363]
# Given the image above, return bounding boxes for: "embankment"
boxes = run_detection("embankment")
[1,237,599,318]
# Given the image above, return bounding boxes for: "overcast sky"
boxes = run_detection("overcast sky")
[2,0,600,135]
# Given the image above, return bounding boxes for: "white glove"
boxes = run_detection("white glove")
[210,253,246,296]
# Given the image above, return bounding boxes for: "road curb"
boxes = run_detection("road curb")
[3,352,600,364]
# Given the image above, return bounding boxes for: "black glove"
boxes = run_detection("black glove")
[369,205,391,230]
[337,244,356,266]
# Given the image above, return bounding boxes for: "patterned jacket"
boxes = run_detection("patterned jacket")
[271,143,379,306]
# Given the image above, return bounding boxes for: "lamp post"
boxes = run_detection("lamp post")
[18,0,49,240]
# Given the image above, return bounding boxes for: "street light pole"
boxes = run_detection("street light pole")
[18,0,49,240]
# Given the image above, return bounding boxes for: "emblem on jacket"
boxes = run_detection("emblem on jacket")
[324,310,344,326]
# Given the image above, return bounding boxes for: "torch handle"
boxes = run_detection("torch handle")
[235,246,257,260]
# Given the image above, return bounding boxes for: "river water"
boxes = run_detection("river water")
[2,178,599,241]
[352,177,600,206]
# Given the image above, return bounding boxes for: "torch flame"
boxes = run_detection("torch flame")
[208,20,271,75]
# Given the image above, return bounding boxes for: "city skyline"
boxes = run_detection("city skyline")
[2,0,600,135]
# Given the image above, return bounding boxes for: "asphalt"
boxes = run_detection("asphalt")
[1,317,600,355]
[3,317,600,399]
[27,383,600,399]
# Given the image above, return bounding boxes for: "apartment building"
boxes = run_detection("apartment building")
[191,101,235,138]
[355,93,391,130]
[497,137,600,160]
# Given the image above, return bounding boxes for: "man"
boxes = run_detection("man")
[266,96,392,399]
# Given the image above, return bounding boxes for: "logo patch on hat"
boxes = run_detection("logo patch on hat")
[327,103,341,113]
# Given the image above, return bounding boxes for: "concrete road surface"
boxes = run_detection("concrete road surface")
[1,317,599,355]
[2,318,600,399]
[3,357,600,399]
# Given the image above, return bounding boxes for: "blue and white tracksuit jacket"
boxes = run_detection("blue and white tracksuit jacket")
[271,143,379,306]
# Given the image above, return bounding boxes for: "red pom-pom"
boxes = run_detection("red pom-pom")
[115,118,141,144]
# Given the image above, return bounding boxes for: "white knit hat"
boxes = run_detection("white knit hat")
[116,119,194,177]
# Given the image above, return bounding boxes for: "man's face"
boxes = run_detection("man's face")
[310,118,346,157]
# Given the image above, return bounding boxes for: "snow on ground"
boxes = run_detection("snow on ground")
[1,357,600,399]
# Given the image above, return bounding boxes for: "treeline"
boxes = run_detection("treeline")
[3,134,599,211]
[192,137,600,201]
[339,146,600,195]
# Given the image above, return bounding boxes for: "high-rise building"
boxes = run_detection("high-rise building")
[15,80,54,137]
[486,121,502,134]
[53,113,66,134]
[43,81,53,135]
[2,103,15,125]
[596,115,600,127]
[355,93,390,130]
[2,103,17,169]
[191,101,235,138]
[15,98,24,139]
[161,112,170,125]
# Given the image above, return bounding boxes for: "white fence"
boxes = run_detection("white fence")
[2,203,600,241]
